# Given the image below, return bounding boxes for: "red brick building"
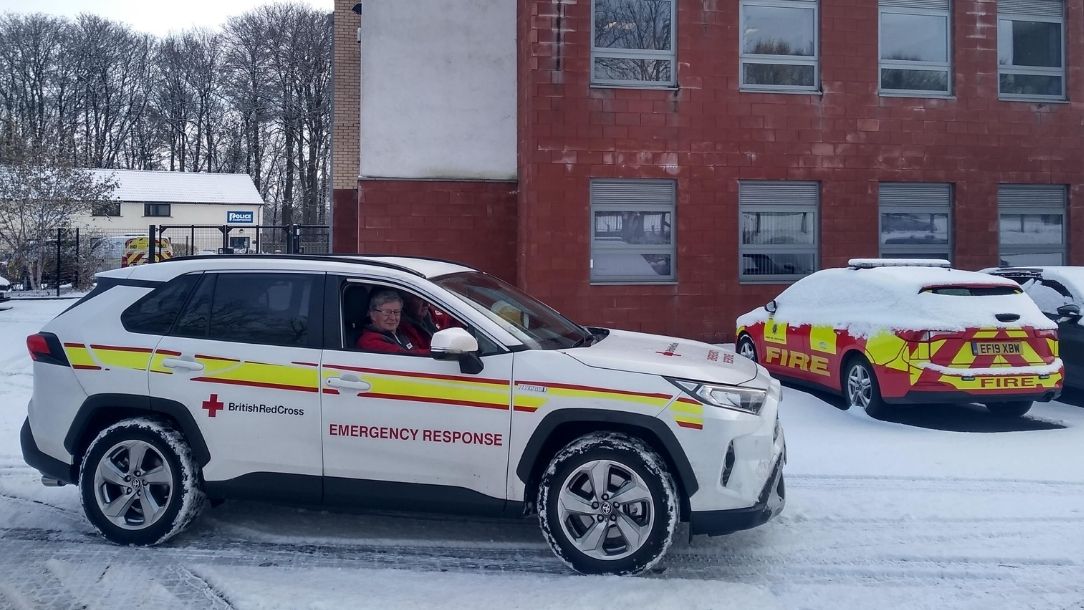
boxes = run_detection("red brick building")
[332,0,1084,343]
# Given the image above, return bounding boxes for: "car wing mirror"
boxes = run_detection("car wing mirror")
[1056,303,1082,319]
[765,300,778,314]
[430,327,483,374]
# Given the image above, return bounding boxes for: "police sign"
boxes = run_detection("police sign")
[227,210,254,224]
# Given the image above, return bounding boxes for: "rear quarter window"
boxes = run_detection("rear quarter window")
[120,273,201,335]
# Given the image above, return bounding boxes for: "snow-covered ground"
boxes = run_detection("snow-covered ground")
[1,300,1083,609]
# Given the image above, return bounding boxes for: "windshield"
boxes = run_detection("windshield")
[435,272,589,350]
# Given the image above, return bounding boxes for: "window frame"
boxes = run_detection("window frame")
[739,181,820,284]
[997,184,1068,266]
[144,202,171,217]
[589,178,677,284]
[997,3,1066,101]
[739,0,820,93]
[877,183,954,262]
[590,0,678,88]
[878,3,953,97]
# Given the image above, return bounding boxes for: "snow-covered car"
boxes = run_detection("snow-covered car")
[21,254,785,575]
[984,267,1084,389]
[736,259,1063,418]
[0,274,10,301]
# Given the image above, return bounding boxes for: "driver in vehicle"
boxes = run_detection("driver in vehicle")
[400,292,438,351]
[356,290,429,355]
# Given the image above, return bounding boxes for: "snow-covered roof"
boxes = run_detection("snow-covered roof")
[1031,267,1084,297]
[87,169,263,205]
[738,265,1055,336]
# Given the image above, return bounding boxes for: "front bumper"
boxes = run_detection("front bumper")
[689,452,785,536]
[21,418,74,484]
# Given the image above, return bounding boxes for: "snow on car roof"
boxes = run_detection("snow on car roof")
[1031,266,1084,297]
[738,265,1054,336]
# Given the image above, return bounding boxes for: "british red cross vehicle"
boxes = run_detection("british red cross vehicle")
[21,254,785,575]
[736,259,1063,418]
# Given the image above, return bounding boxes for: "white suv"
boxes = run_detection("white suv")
[21,255,785,575]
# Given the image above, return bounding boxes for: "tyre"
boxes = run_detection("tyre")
[537,432,678,575]
[79,418,205,546]
[737,335,758,363]
[843,356,888,419]
[985,401,1032,417]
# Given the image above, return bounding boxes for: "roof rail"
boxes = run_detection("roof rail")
[158,254,427,278]
[848,258,951,270]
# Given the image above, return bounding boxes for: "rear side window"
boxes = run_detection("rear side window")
[921,285,1021,296]
[121,274,201,335]
[171,272,322,348]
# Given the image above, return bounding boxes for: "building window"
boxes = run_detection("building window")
[740,181,819,282]
[591,0,676,87]
[998,0,1065,100]
[144,203,171,217]
[879,0,951,96]
[92,201,122,217]
[740,0,819,92]
[998,185,1067,266]
[590,179,676,283]
[879,183,953,261]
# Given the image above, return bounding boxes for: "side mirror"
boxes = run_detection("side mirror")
[430,327,483,374]
[765,300,778,314]
[1056,303,1081,319]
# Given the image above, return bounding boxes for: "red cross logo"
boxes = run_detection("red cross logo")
[656,342,682,357]
[202,393,224,418]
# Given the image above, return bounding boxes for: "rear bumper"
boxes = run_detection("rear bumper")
[21,418,74,485]
[689,453,785,536]
[886,389,1060,405]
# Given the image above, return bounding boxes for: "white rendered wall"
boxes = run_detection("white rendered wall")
[359,0,516,180]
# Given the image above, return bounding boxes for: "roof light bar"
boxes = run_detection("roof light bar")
[847,258,951,270]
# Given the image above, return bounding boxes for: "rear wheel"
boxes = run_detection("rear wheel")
[843,356,888,419]
[985,401,1032,417]
[737,335,758,363]
[79,418,205,546]
[537,433,678,575]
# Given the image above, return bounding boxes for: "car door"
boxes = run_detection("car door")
[319,276,514,513]
[1024,279,1083,386]
[148,271,325,501]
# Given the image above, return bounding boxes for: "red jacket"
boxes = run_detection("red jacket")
[356,326,428,355]
[399,319,432,351]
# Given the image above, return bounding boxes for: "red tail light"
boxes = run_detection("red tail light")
[26,333,69,366]
[1034,328,1058,341]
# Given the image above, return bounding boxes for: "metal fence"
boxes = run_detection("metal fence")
[15,224,329,297]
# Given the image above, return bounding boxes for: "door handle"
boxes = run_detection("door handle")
[326,376,372,391]
[162,357,204,372]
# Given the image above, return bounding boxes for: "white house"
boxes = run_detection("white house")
[72,169,265,255]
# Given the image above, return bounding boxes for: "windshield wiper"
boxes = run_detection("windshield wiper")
[570,329,596,349]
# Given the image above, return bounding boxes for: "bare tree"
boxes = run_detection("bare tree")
[0,148,117,289]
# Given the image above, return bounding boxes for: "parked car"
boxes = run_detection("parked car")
[0,274,10,301]
[984,267,1084,389]
[21,254,785,575]
[736,259,1063,418]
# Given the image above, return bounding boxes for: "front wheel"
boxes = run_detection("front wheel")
[843,356,888,419]
[737,335,758,363]
[79,418,205,546]
[985,401,1032,417]
[537,433,678,575]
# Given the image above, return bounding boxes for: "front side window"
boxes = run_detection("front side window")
[590,179,676,283]
[435,272,589,351]
[121,273,201,335]
[879,0,952,95]
[144,203,171,217]
[998,0,1065,100]
[740,0,819,91]
[740,181,819,282]
[879,183,953,261]
[171,273,322,348]
[592,0,676,87]
[998,185,1067,266]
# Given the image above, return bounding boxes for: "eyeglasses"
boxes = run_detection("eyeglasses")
[373,308,402,317]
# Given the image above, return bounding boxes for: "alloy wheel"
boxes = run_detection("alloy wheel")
[92,440,174,530]
[556,459,654,561]
[847,364,873,409]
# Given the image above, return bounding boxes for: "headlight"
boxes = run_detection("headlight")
[667,378,767,415]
